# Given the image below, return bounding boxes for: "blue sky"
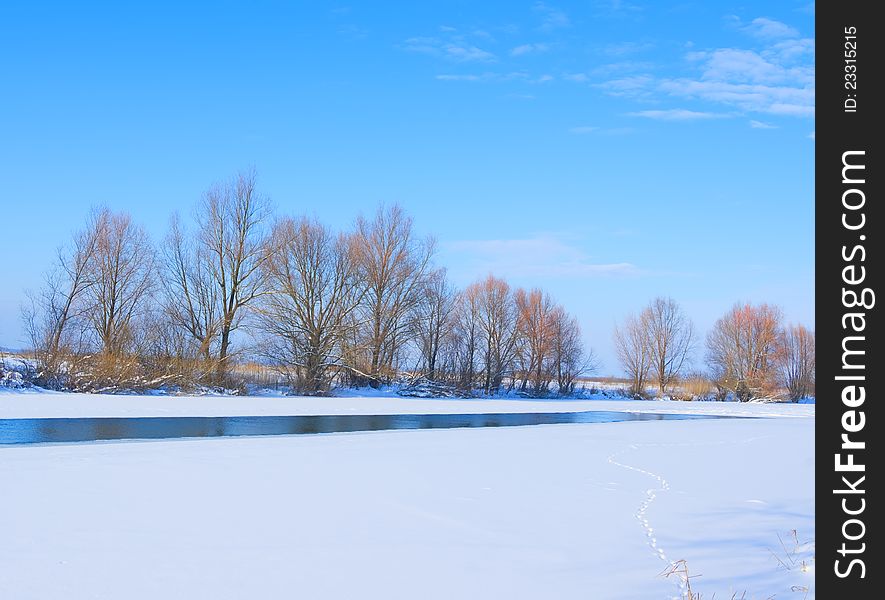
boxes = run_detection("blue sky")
[0,1,814,375]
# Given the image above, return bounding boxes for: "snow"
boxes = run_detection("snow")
[0,388,815,419]
[0,392,814,599]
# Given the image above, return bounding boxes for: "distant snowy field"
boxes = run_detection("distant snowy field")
[0,391,814,599]
[0,387,815,419]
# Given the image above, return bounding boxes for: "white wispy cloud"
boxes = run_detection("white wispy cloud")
[591,61,656,76]
[511,43,550,56]
[628,109,728,121]
[402,35,495,62]
[603,41,654,56]
[435,74,485,82]
[435,72,553,84]
[808,131,815,140]
[739,17,799,40]
[595,17,814,119]
[444,235,639,280]
[658,79,814,117]
[749,120,777,129]
[691,48,813,85]
[569,126,637,135]
[594,0,644,14]
[533,2,570,31]
[594,75,655,97]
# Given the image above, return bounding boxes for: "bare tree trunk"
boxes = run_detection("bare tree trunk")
[352,204,434,386]
[255,218,364,395]
[176,171,270,382]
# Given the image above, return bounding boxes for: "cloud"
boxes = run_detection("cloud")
[591,61,656,76]
[569,126,637,135]
[628,109,728,121]
[435,74,485,82]
[594,75,655,97]
[769,38,813,62]
[693,48,813,85]
[533,2,570,31]
[402,35,495,62]
[741,17,799,40]
[807,131,815,139]
[594,0,644,14]
[749,120,777,129]
[603,41,654,56]
[595,20,814,118]
[446,44,496,62]
[435,72,552,84]
[444,235,639,280]
[511,43,550,56]
[658,79,814,117]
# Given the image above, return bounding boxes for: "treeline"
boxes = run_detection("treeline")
[23,170,591,396]
[614,298,815,402]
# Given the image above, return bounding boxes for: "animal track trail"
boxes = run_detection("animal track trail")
[608,445,686,600]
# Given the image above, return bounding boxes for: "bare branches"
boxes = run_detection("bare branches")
[255,217,364,394]
[644,297,696,395]
[614,311,653,397]
[706,303,783,401]
[350,204,435,385]
[614,297,696,398]
[17,195,678,399]
[162,214,221,362]
[166,169,271,382]
[412,268,457,381]
[88,209,156,356]
[779,324,815,401]
[21,209,102,387]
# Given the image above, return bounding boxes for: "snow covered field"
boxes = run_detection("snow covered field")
[0,392,814,599]
[0,387,815,419]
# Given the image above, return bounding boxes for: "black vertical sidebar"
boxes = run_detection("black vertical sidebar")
[816,0,880,595]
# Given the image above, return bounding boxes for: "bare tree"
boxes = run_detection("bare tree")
[549,306,593,395]
[88,210,156,356]
[642,297,696,396]
[79,210,156,389]
[412,269,457,381]
[779,324,815,401]
[614,311,653,397]
[22,210,102,387]
[514,288,557,396]
[193,169,271,380]
[256,217,364,394]
[467,275,518,394]
[162,215,221,367]
[706,303,783,401]
[351,204,434,385]
[452,285,481,391]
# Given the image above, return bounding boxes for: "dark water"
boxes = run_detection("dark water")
[0,411,738,445]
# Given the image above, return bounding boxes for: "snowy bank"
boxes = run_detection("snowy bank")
[0,417,813,599]
[0,388,814,419]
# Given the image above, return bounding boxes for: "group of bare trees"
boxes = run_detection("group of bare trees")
[706,303,814,402]
[23,171,591,396]
[23,209,156,391]
[614,297,696,398]
[408,275,593,397]
[614,298,814,402]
